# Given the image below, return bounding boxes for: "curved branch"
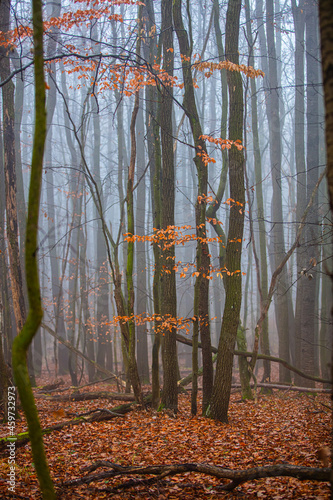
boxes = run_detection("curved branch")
[176,333,331,385]
[62,461,330,491]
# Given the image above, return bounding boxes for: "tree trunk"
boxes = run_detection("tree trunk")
[291,0,307,386]
[135,103,150,383]
[160,0,178,412]
[173,0,213,415]
[0,0,27,352]
[143,0,162,409]
[208,0,245,423]
[265,0,293,382]
[11,0,56,494]
[245,0,270,383]
[298,0,320,386]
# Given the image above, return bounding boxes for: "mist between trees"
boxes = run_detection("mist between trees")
[0,0,331,432]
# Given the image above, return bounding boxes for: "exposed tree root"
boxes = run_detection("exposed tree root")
[61,461,330,492]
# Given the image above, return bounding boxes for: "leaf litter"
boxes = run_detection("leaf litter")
[0,381,330,499]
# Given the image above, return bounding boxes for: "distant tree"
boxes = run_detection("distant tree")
[0,0,27,362]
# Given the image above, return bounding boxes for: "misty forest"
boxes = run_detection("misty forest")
[0,0,332,498]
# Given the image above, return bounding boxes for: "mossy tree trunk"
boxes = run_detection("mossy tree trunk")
[236,324,252,400]
[208,0,245,423]
[11,0,56,496]
[142,0,162,409]
[124,8,144,404]
[173,0,213,415]
[124,91,143,404]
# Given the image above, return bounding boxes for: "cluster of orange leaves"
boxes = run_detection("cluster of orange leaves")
[124,224,225,251]
[124,218,245,251]
[110,312,217,334]
[74,0,143,5]
[200,134,244,150]
[61,56,181,95]
[197,135,244,166]
[0,9,124,47]
[193,59,265,79]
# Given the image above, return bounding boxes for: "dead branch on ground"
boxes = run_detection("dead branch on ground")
[61,461,330,492]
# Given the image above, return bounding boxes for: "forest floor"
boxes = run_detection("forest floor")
[0,375,331,499]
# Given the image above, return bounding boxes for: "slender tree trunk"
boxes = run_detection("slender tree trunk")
[318,0,333,493]
[11,0,56,494]
[208,0,245,423]
[173,0,213,415]
[135,103,150,383]
[0,82,13,415]
[160,0,178,412]
[292,0,307,385]
[80,187,95,381]
[266,0,293,382]
[143,0,162,408]
[0,0,27,348]
[298,0,320,386]
[245,0,270,383]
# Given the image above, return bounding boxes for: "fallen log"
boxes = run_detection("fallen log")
[35,391,136,402]
[61,461,330,492]
[231,383,331,393]
[36,375,119,394]
[0,399,146,453]
[37,379,65,392]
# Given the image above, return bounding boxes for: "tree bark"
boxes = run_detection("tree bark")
[298,0,320,386]
[160,0,178,412]
[173,0,214,415]
[266,0,293,383]
[63,462,330,492]
[11,0,56,495]
[0,0,27,345]
[208,0,245,423]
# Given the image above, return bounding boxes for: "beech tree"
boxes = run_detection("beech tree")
[208,0,246,423]
[0,0,330,428]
